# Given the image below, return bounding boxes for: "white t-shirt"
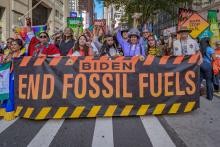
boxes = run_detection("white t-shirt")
[173,38,200,56]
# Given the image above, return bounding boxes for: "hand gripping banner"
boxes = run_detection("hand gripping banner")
[14,55,200,120]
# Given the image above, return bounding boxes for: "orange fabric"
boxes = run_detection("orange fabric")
[213,48,220,75]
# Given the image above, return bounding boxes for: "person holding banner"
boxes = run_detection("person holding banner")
[140,26,150,55]
[3,38,15,56]
[147,35,161,56]
[173,27,200,56]
[117,27,145,57]
[55,27,75,56]
[3,39,25,63]
[68,35,93,56]
[116,25,129,48]
[99,34,120,57]
[27,27,60,57]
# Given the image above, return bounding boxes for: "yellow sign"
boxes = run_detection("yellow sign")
[182,13,209,38]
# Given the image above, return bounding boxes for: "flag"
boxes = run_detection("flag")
[0,62,11,101]
[32,25,47,37]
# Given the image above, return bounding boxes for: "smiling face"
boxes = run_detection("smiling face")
[148,36,156,47]
[79,36,87,46]
[180,32,189,40]
[142,31,150,39]
[6,38,14,49]
[130,35,138,44]
[64,28,73,37]
[106,37,114,46]
[122,31,129,40]
[39,32,49,44]
[11,41,21,52]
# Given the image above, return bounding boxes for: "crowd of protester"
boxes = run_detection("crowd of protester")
[0,21,219,101]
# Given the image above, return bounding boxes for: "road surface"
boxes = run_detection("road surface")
[0,96,219,147]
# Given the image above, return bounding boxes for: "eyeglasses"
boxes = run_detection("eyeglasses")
[107,39,113,42]
[39,35,47,39]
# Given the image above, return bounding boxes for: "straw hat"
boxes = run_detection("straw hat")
[177,26,192,33]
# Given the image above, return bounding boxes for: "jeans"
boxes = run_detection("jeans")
[200,61,213,100]
[213,74,219,91]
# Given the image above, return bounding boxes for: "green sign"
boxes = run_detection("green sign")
[67,17,83,35]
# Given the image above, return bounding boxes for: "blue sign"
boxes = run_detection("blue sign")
[70,12,77,18]
[198,28,213,39]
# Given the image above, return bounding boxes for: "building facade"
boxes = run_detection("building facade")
[78,0,94,26]
[104,4,126,32]
[69,0,79,14]
[153,2,192,35]
[192,0,220,22]
[0,0,66,41]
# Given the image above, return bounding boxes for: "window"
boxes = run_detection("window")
[55,10,59,18]
[13,11,25,26]
[60,14,63,19]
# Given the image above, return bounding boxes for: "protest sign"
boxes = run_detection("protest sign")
[14,56,200,120]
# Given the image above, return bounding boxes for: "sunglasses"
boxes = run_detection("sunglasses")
[39,35,48,39]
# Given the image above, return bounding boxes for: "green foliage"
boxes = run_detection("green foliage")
[100,0,193,25]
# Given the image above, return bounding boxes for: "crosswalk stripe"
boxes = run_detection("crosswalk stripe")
[92,118,114,147]
[141,116,176,147]
[27,119,64,147]
[0,118,19,133]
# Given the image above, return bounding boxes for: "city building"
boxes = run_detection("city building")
[78,0,94,26]
[192,0,220,22]
[68,0,79,14]
[0,0,66,41]
[104,4,126,31]
[153,2,192,35]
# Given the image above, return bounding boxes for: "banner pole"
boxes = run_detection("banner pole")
[18,0,43,21]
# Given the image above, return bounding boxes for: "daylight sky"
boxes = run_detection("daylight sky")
[94,0,104,19]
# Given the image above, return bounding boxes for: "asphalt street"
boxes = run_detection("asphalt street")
[0,96,219,147]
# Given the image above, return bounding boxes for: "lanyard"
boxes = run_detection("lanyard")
[180,40,187,55]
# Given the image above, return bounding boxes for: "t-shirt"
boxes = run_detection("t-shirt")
[173,38,200,56]
[203,46,215,64]
[181,40,188,55]
[56,39,75,56]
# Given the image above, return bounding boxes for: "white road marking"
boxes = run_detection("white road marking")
[92,118,114,147]
[0,118,19,133]
[141,116,176,147]
[27,119,64,147]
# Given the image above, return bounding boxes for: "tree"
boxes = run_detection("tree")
[100,0,193,25]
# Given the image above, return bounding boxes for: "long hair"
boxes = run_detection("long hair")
[12,39,24,50]
[63,27,74,40]
[73,35,89,56]
[200,37,211,57]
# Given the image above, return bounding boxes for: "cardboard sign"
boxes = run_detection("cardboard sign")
[182,13,209,38]
[67,17,83,35]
